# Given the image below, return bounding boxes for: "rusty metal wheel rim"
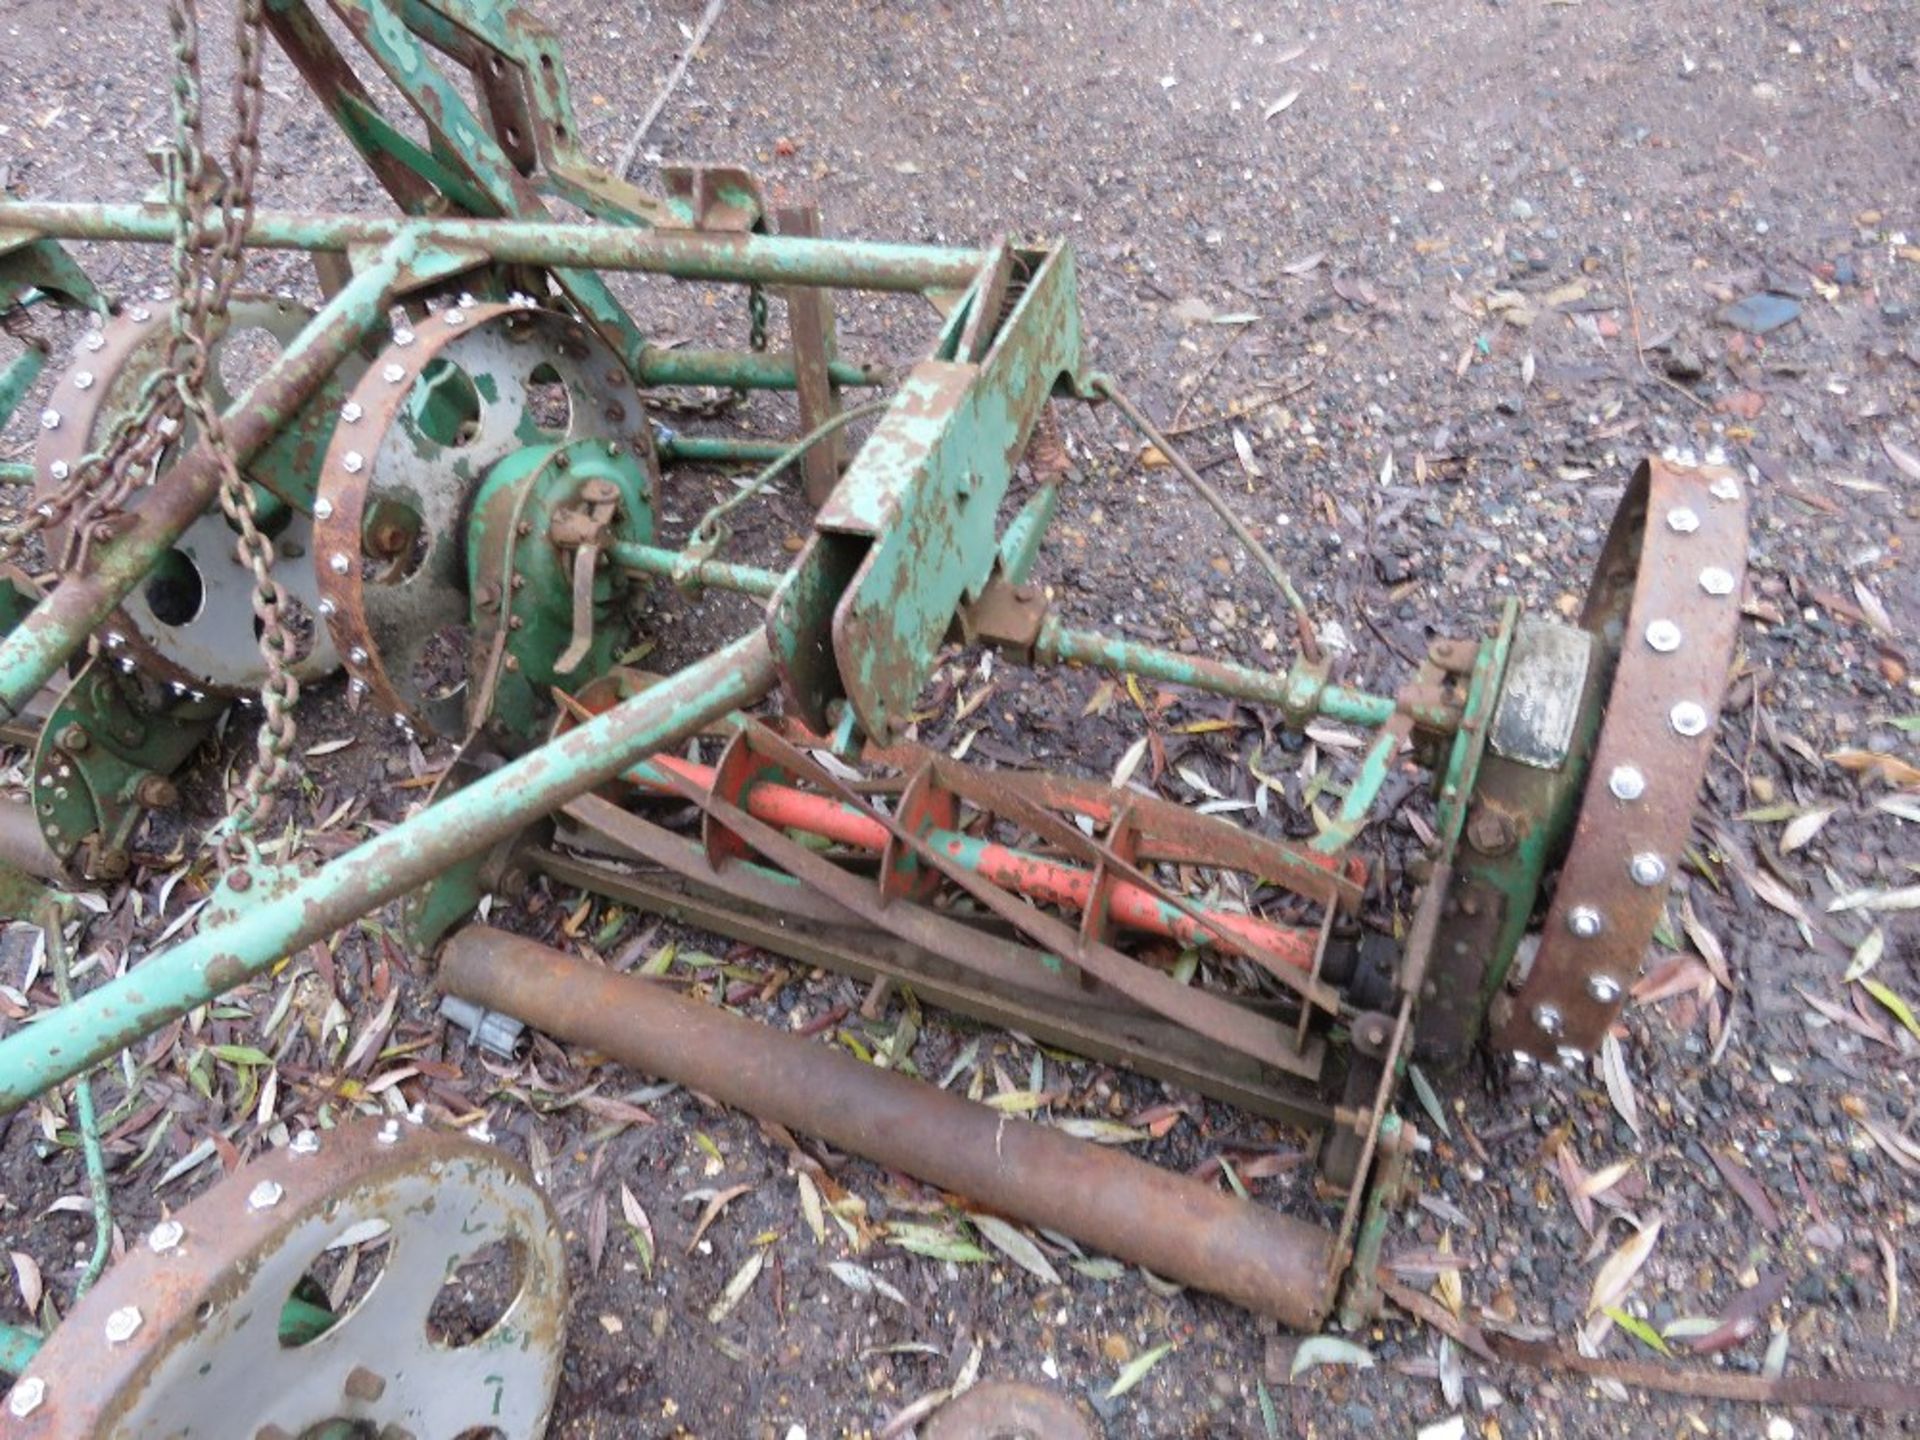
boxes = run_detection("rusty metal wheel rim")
[311,299,655,738]
[9,1120,567,1439]
[1492,454,1750,1063]
[33,297,352,694]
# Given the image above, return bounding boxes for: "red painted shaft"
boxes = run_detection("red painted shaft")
[636,756,1316,970]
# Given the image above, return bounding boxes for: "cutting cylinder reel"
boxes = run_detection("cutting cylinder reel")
[0,0,1752,1421]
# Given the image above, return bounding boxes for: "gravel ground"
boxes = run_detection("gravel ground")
[1,2,1916,1437]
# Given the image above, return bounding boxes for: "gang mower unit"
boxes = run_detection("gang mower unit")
[0,2,1748,1434]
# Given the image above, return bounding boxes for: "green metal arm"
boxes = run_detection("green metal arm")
[1,203,988,294]
[0,630,778,1111]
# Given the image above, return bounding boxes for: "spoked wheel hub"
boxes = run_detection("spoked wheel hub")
[8,1121,566,1439]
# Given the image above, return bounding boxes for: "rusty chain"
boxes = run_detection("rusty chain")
[158,0,295,868]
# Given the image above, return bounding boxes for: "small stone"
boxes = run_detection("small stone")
[1719,293,1802,335]
[1507,197,1535,222]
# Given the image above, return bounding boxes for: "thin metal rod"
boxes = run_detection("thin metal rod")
[611,541,781,598]
[0,238,414,723]
[0,629,779,1110]
[1091,374,1322,661]
[45,905,112,1297]
[439,924,1341,1328]
[1036,617,1398,727]
[2,203,988,294]
[656,435,791,466]
[688,396,892,547]
[637,345,882,392]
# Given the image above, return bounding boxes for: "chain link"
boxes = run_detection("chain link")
[746,281,769,354]
[156,0,292,868]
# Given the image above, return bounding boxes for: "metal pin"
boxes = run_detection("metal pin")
[106,632,124,648]
[457,293,477,308]
[119,658,136,673]
[393,329,415,346]
[85,332,105,351]
[377,1118,401,1145]
[40,409,60,430]
[342,452,364,474]
[130,306,151,322]
[105,1306,143,1343]
[1556,1045,1586,1066]
[342,402,363,423]
[314,497,334,520]
[349,647,369,666]
[1587,973,1623,1003]
[317,598,336,617]
[444,309,465,326]
[1670,700,1709,736]
[383,363,406,383]
[1645,619,1682,652]
[1666,506,1700,534]
[329,553,352,574]
[74,371,94,390]
[291,1128,321,1155]
[1709,475,1742,501]
[8,1377,46,1417]
[1629,852,1667,887]
[1533,1004,1564,1036]
[1568,906,1604,939]
[50,459,69,480]
[1699,566,1735,596]
[1511,1049,1537,1069]
[148,1219,185,1253]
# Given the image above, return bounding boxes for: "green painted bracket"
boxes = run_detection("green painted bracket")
[328,0,653,371]
[769,245,1084,737]
[0,231,107,316]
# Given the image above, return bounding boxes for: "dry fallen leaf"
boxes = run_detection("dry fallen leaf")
[1601,1033,1642,1139]
[1779,806,1837,854]
[1262,89,1301,121]
[706,1249,765,1323]
[1587,1216,1663,1315]
[685,1183,753,1255]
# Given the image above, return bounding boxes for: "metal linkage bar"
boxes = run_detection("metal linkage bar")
[0,630,779,1110]
[439,924,1341,1329]
[1,204,988,294]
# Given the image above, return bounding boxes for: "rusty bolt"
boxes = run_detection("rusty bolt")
[57,723,90,753]
[1466,807,1516,856]
[134,774,180,809]
[290,1129,321,1156]
[1013,584,1038,603]
[580,478,620,504]
[148,1219,185,1253]
[248,1180,284,1211]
